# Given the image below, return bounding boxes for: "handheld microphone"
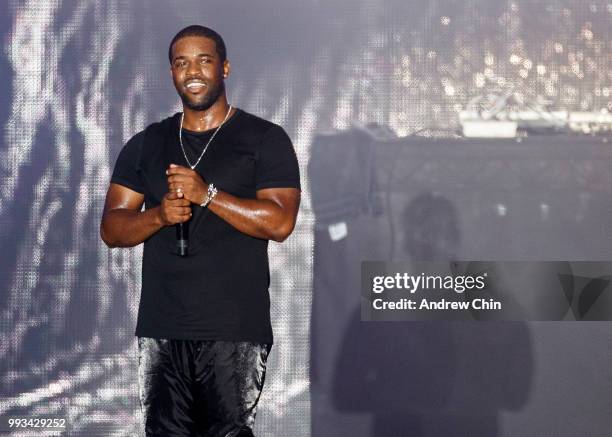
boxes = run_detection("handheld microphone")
[176,221,189,256]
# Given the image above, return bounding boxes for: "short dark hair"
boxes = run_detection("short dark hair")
[168,25,227,64]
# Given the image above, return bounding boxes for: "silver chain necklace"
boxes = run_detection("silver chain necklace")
[178,105,233,170]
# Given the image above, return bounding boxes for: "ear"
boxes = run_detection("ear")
[223,60,231,79]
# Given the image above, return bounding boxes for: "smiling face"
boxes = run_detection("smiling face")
[170,35,230,112]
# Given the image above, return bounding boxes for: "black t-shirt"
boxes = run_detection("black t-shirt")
[110,108,300,344]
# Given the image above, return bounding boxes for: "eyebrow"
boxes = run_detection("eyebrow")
[173,53,215,61]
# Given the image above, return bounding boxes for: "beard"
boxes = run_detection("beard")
[179,79,225,111]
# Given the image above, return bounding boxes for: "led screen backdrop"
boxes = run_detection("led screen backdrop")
[1,1,612,436]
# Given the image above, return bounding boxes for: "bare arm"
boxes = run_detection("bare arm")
[100,183,191,248]
[166,164,300,242]
[207,187,301,242]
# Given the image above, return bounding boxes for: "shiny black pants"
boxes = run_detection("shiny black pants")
[137,337,271,437]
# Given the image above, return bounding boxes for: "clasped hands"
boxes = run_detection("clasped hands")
[158,163,208,226]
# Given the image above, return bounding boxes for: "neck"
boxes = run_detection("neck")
[182,97,232,132]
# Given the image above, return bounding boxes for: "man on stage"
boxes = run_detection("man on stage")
[100,25,301,436]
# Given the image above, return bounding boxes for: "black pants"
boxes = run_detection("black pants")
[137,337,271,437]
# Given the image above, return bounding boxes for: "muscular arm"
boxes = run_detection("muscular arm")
[207,187,301,242]
[100,184,162,248]
[166,164,301,242]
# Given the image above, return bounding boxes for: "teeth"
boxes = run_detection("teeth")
[186,82,206,89]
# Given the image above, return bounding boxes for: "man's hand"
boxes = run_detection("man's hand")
[166,163,208,205]
[158,190,192,226]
